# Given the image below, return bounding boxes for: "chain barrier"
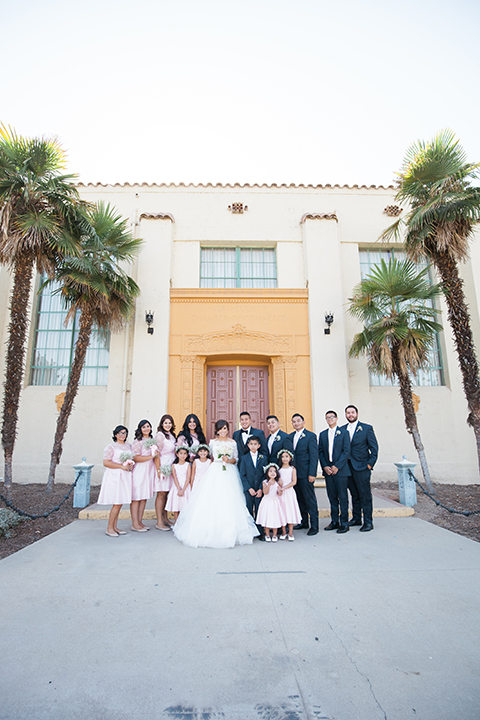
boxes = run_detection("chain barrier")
[407,468,480,517]
[0,472,81,520]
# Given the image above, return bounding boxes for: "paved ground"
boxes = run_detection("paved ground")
[1,513,479,720]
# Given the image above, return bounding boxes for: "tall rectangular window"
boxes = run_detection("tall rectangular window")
[30,281,110,386]
[359,248,444,387]
[200,247,277,288]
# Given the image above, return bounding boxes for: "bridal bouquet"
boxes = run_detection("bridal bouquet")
[189,443,199,456]
[120,450,135,471]
[159,464,172,477]
[144,437,158,457]
[216,442,231,471]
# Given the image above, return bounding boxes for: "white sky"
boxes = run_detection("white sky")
[2,0,479,187]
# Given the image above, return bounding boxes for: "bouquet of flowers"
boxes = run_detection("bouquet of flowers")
[120,450,135,471]
[159,464,172,477]
[216,441,232,471]
[189,443,200,456]
[144,437,158,457]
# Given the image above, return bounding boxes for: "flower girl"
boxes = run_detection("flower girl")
[166,446,192,522]
[190,444,212,489]
[277,450,302,541]
[256,464,286,542]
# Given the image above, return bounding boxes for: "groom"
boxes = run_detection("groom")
[233,411,268,457]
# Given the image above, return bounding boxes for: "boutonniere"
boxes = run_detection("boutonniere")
[258,454,264,459]
[357,425,363,432]
[274,436,280,441]
[335,429,341,437]
[300,433,305,439]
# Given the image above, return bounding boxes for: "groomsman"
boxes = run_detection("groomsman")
[290,413,319,536]
[318,411,350,534]
[265,414,293,464]
[239,435,266,539]
[233,412,268,457]
[342,405,378,532]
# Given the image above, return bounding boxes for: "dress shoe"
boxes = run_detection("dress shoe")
[324,522,339,531]
[336,525,349,534]
[294,524,309,530]
[359,523,374,532]
[307,528,318,536]
[105,530,118,537]
[348,519,362,527]
[257,534,266,541]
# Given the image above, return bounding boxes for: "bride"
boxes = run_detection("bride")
[173,419,259,548]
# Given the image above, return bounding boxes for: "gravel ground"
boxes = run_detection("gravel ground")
[0,480,479,560]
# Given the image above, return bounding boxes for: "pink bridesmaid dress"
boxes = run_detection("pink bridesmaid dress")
[256,481,286,529]
[131,438,156,501]
[98,442,133,505]
[165,463,191,512]
[279,467,302,525]
[154,431,176,492]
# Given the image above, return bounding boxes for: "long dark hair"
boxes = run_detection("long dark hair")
[180,414,206,445]
[214,419,229,435]
[135,419,153,441]
[112,425,128,441]
[157,414,176,439]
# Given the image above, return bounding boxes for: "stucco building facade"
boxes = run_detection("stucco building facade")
[1,182,479,484]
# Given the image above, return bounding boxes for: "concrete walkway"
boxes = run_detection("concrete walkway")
[1,515,479,720]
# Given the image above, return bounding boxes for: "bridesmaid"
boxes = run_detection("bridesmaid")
[98,425,134,537]
[130,419,156,532]
[176,414,207,459]
[154,414,177,531]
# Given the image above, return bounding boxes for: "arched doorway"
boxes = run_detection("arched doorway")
[206,364,269,439]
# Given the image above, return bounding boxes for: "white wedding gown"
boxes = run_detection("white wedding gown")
[173,439,259,548]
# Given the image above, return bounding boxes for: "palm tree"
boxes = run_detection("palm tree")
[348,258,443,492]
[381,130,480,475]
[45,202,142,491]
[0,126,87,489]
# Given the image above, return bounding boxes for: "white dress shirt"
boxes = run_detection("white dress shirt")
[250,451,258,467]
[328,426,336,463]
[268,432,278,452]
[348,420,358,440]
[293,430,303,449]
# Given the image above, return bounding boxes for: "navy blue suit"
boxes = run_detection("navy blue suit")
[233,427,268,458]
[318,426,350,526]
[290,429,319,531]
[341,421,379,525]
[266,430,294,465]
[239,451,267,530]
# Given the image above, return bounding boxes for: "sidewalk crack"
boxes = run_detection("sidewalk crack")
[325,620,387,720]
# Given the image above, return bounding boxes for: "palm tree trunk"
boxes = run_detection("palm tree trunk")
[46,310,94,492]
[392,347,435,493]
[433,252,480,477]
[2,255,35,489]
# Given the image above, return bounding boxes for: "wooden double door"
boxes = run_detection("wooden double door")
[206,365,269,440]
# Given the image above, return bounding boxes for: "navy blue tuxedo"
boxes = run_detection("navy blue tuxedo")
[341,421,379,525]
[233,427,268,457]
[266,430,293,464]
[318,426,350,478]
[239,451,267,528]
[318,426,350,526]
[290,428,319,531]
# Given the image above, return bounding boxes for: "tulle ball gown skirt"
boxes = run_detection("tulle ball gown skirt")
[173,462,259,548]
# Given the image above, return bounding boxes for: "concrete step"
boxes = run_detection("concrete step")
[79,486,413,520]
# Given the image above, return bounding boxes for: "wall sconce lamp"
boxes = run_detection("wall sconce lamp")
[324,312,334,335]
[145,311,154,335]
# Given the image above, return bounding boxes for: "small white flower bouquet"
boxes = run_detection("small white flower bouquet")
[159,464,172,477]
[120,450,135,471]
[144,437,158,457]
[216,441,231,471]
[189,443,200,456]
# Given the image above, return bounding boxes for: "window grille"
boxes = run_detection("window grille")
[200,248,277,288]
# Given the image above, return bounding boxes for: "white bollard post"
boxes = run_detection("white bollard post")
[394,456,417,507]
[73,458,95,508]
